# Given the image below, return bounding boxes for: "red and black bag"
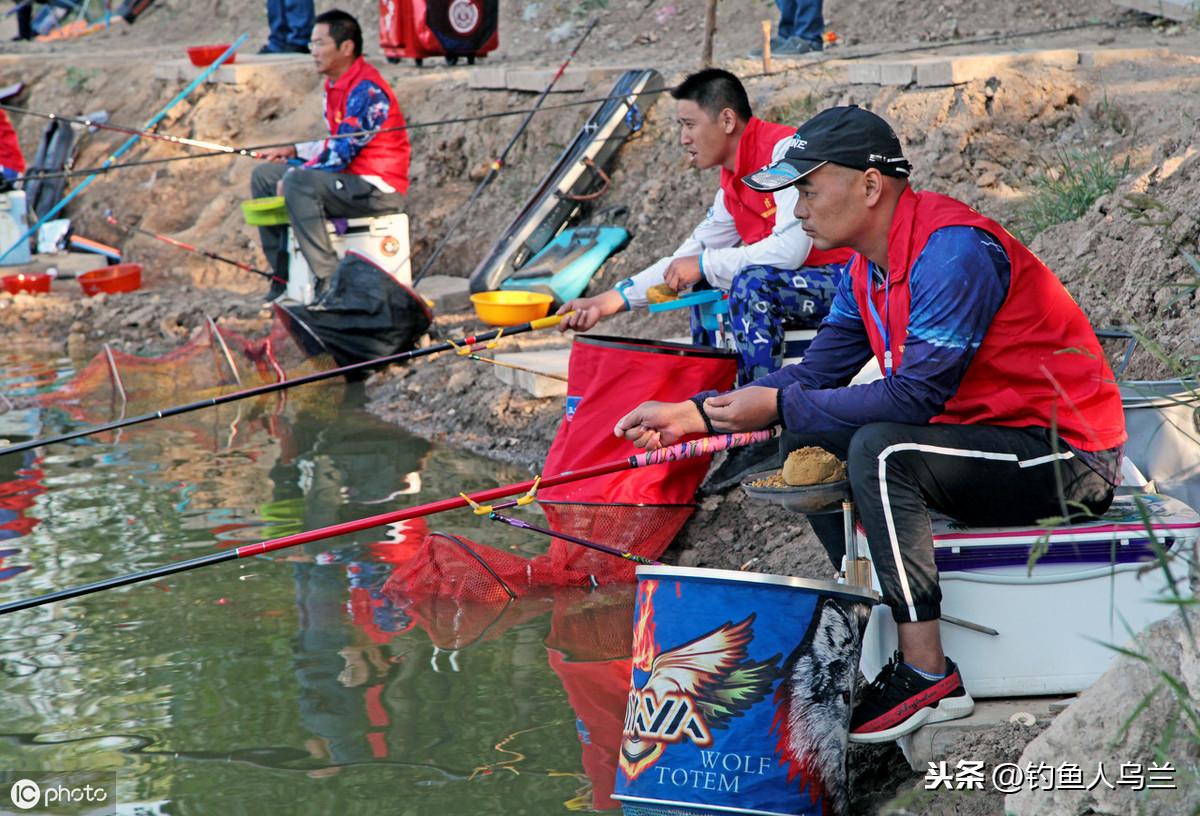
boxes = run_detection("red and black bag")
[378,0,499,65]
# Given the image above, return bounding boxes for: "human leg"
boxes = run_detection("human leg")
[281,169,405,283]
[251,162,290,288]
[775,0,798,39]
[844,421,1113,740]
[727,263,841,384]
[785,0,824,47]
[282,0,314,51]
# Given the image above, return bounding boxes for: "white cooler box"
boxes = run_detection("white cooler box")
[859,492,1200,697]
[285,212,411,305]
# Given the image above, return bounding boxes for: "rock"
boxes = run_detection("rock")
[1005,611,1200,815]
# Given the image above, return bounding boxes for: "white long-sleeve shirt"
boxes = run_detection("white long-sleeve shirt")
[616,135,814,309]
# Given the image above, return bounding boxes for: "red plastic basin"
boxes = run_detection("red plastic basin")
[2,272,52,295]
[78,264,142,297]
[187,44,236,67]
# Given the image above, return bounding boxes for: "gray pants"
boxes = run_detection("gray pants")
[250,164,405,282]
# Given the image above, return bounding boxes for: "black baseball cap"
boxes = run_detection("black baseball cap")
[743,106,911,193]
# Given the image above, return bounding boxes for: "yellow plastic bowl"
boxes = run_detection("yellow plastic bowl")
[241,196,289,226]
[470,290,555,327]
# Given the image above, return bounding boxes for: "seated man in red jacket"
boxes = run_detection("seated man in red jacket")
[560,69,853,489]
[252,9,410,305]
[614,106,1126,743]
[0,109,24,187]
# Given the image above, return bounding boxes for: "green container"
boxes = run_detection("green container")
[241,196,289,226]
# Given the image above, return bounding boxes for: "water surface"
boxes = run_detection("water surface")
[0,348,632,814]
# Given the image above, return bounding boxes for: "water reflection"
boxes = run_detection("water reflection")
[0,350,635,813]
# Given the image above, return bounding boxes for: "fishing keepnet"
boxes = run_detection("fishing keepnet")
[384,336,737,604]
[32,308,336,423]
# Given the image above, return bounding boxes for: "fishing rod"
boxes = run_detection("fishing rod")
[8,19,1114,187]
[0,34,248,263]
[463,353,568,383]
[412,18,598,285]
[0,429,775,615]
[487,510,661,566]
[104,211,285,284]
[0,103,293,163]
[0,313,569,459]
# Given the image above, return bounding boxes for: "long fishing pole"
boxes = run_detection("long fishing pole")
[0,103,290,162]
[0,313,569,459]
[104,211,285,284]
[0,34,249,263]
[411,18,598,285]
[487,510,661,566]
[0,429,774,615]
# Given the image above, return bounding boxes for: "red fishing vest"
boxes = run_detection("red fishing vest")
[851,188,1126,451]
[722,117,852,267]
[0,111,25,174]
[324,57,411,194]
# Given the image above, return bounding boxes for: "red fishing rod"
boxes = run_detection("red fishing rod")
[104,212,285,285]
[0,430,776,615]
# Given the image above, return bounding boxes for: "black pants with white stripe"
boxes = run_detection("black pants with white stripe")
[784,423,1115,623]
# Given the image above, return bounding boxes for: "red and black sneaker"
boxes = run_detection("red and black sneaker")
[849,651,974,743]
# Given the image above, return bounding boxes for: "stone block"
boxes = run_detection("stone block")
[1078,46,1170,68]
[414,275,471,314]
[154,54,311,86]
[846,62,882,85]
[1111,0,1198,21]
[895,697,1067,772]
[916,49,1080,86]
[490,349,569,398]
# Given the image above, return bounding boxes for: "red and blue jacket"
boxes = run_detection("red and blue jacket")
[757,188,1126,456]
[306,57,410,194]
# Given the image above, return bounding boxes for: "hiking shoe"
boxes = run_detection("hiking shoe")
[849,651,974,743]
[700,437,782,495]
[775,37,823,57]
[306,277,335,311]
[747,35,789,57]
[263,278,288,304]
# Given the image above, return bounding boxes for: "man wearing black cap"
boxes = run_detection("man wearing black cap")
[613,106,1126,742]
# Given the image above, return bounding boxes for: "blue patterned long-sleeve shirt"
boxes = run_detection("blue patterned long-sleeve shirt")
[755,226,1011,432]
[300,79,392,175]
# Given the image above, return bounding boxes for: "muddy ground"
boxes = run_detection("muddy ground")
[1,1,1198,813]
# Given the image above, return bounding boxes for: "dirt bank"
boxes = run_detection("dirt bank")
[1,2,1198,812]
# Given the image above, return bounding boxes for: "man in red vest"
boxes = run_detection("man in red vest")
[251,9,410,305]
[614,106,1127,742]
[0,109,24,187]
[559,69,852,488]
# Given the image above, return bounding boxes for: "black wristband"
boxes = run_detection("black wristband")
[776,388,787,431]
[691,397,716,435]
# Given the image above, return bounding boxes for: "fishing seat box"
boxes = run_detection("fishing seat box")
[285,212,411,305]
[378,0,498,66]
[858,491,1200,698]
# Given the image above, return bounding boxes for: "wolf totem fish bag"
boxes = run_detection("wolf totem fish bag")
[378,0,498,65]
[282,251,432,372]
[382,336,737,605]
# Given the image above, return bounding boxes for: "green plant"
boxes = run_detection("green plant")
[1015,148,1129,241]
[64,67,96,92]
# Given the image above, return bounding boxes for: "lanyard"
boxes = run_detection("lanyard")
[865,265,893,376]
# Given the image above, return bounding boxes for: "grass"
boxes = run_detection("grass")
[1015,148,1129,241]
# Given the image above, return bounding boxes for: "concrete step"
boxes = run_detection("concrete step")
[895,696,1071,771]
[1113,0,1198,22]
[489,348,569,398]
[415,275,471,314]
[467,65,636,93]
[153,53,309,85]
